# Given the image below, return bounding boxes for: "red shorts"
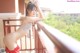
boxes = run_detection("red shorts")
[5,45,20,53]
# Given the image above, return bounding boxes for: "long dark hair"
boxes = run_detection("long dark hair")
[26,2,36,16]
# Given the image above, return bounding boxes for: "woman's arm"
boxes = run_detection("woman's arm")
[36,6,44,19]
[20,17,25,25]
[34,1,44,19]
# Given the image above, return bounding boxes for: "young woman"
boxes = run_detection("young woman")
[3,1,43,53]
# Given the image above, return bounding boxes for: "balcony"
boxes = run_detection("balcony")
[2,19,80,53]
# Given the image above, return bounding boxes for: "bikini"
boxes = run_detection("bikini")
[5,45,20,53]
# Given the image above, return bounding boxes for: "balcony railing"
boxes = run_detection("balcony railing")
[3,19,80,53]
[3,19,45,53]
[36,21,80,53]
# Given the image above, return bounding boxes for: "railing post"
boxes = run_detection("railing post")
[6,20,11,34]
[32,24,45,53]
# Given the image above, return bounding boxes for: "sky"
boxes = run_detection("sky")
[38,0,80,13]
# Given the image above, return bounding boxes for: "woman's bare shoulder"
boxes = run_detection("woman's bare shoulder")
[20,16,27,20]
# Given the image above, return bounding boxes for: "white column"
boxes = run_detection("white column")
[15,0,19,13]
[15,0,21,19]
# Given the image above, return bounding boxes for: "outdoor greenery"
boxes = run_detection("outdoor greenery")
[43,13,80,41]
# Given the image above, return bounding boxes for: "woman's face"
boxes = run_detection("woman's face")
[27,7,36,16]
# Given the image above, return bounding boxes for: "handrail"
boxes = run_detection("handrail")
[36,21,80,53]
[3,19,20,21]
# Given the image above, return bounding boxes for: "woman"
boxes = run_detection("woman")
[3,1,43,53]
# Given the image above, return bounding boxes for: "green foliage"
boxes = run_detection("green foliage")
[43,13,80,41]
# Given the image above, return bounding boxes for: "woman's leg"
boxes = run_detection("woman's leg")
[3,32,21,53]
[4,32,18,50]
[3,23,32,52]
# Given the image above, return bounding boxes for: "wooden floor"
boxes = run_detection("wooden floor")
[20,51,35,53]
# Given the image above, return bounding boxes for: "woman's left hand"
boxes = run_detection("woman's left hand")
[34,0,40,10]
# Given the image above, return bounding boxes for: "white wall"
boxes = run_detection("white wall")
[0,19,5,48]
